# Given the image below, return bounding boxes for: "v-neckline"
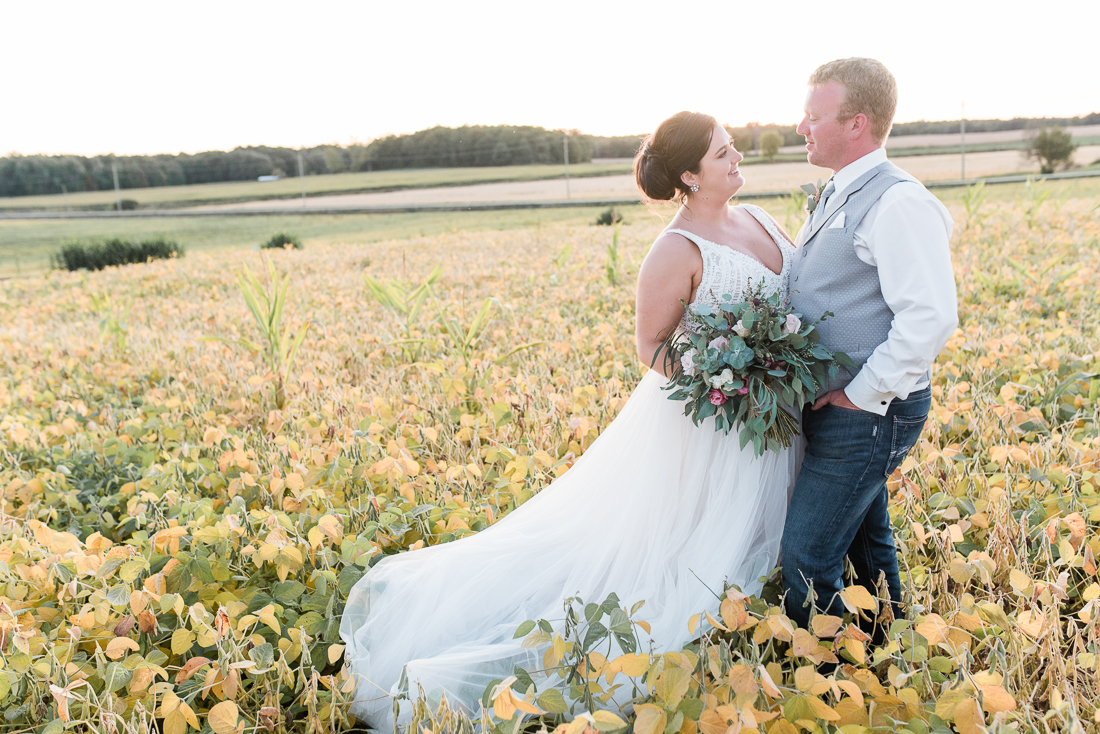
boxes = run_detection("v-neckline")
[668,207,786,277]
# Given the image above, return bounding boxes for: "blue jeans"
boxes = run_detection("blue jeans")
[781,387,931,640]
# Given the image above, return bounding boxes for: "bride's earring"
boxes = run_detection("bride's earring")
[690,184,699,193]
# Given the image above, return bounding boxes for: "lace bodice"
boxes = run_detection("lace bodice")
[666,205,795,335]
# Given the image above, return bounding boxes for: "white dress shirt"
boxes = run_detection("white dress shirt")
[824,148,958,414]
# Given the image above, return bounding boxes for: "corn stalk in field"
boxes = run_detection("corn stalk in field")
[203,257,312,408]
[364,264,442,361]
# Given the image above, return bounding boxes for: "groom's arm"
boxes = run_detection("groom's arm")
[843,187,959,415]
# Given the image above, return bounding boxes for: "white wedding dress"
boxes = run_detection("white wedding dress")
[341,204,802,729]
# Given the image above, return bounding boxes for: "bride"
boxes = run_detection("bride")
[340,111,802,729]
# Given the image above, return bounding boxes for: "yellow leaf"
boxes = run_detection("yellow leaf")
[728,665,758,696]
[915,613,948,645]
[844,637,865,664]
[612,653,650,677]
[794,665,816,692]
[159,691,181,717]
[179,702,199,730]
[656,666,691,707]
[171,628,195,655]
[810,615,843,638]
[704,610,728,632]
[934,689,971,719]
[592,711,628,730]
[318,514,343,540]
[698,711,727,734]
[164,709,187,734]
[1084,584,1100,602]
[633,704,667,734]
[688,613,701,636]
[758,665,781,698]
[328,644,345,664]
[258,605,281,634]
[954,698,985,734]
[1016,609,1043,638]
[806,696,840,721]
[791,629,820,657]
[208,701,239,734]
[978,684,1017,713]
[835,680,863,707]
[105,637,140,660]
[839,586,878,613]
[1009,568,1033,595]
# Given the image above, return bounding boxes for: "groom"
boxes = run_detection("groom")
[783,58,958,642]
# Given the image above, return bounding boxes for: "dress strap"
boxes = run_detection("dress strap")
[664,228,718,252]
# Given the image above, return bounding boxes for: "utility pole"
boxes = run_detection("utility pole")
[563,133,570,199]
[111,162,122,211]
[297,152,306,207]
[960,103,966,182]
[61,184,72,212]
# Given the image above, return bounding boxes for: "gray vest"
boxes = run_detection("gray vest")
[790,161,928,396]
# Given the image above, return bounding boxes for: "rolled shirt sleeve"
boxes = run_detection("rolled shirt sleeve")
[843,186,959,415]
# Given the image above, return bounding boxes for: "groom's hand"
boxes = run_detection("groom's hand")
[812,389,864,411]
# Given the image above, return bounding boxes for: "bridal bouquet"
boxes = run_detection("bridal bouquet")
[656,282,853,456]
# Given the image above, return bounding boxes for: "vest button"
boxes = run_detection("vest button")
[881,401,887,405]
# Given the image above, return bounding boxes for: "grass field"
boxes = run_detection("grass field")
[2,187,1100,734]
[0,205,649,277]
[4,176,1099,279]
[0,162,635,212]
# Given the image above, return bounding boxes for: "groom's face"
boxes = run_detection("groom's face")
[797,82,848,171]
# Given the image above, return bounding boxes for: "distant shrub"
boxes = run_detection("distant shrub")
[263,232,303,249]
[119,198,139,210]
[53,237,183,271]
[595,207,623,226]
[1028,127,1077,174]
[759,131,784,162]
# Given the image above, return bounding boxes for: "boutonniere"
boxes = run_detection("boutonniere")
[800,179,826,214]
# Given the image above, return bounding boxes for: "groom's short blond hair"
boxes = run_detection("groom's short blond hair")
[809,58,897,144]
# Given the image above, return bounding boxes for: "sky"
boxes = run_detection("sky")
[4,0,1098,157]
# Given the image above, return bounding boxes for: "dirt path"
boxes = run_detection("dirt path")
[195,146,1100,211]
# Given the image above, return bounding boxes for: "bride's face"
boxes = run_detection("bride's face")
[683,123,744,199]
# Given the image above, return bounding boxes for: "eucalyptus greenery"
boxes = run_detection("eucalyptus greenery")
[655,283,852,456]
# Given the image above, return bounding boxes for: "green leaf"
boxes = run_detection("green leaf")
[118,559,148,584]
[273,581,306,604]
[106,585,130,606]
[104,662,132,692]
[338,564,364,594]
[582,621,608,650]
[249,642,275,669]
[537,688,569,714]
[513,620,536,639]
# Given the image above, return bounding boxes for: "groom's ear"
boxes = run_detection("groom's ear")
[848,112,871,139]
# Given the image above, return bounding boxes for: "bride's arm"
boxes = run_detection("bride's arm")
[635,233,702,378]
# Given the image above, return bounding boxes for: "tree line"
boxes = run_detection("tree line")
[2,113,1096,198]
[0,126,596,198]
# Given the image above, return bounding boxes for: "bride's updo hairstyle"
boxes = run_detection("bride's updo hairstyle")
[634,111,718,202]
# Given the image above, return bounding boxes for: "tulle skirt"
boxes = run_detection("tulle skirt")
[340,370,802,729]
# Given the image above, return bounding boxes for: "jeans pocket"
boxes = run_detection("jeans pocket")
[884,414,926,477]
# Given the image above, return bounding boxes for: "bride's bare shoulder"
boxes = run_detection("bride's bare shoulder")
[647,229,702,258]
